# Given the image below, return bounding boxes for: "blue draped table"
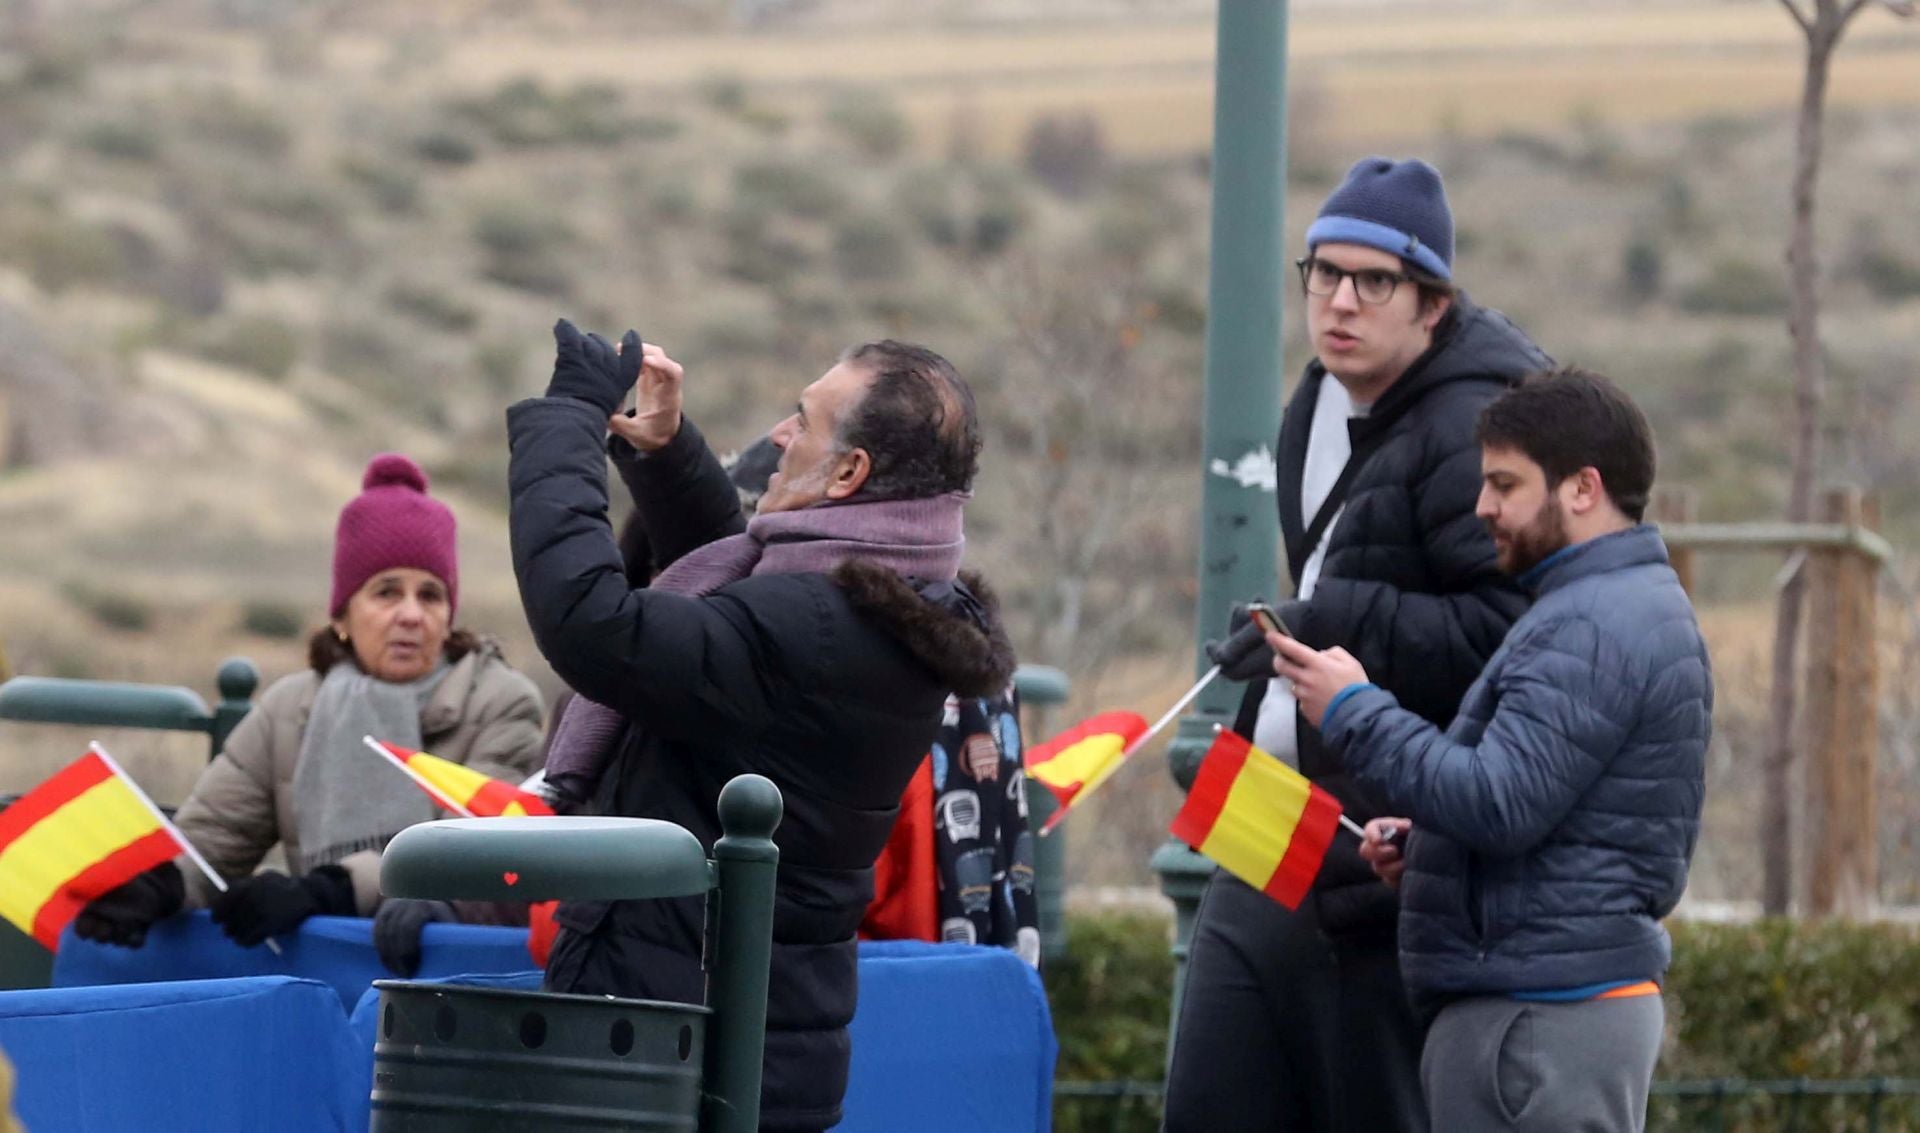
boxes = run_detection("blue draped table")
[16,922,1055,1132]
[52,910,534,1010]
[0,975,366,1132]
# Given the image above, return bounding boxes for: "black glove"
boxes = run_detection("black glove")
[208,865,357,948]
[1204,600,1301,682]
[545,319,642,417]
[373,898,458,977]
[73,862,185,948]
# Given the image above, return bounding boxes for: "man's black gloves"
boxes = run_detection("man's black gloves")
[373,898,459,977]
[1204,600,1303,682]
[73,862,186,948]
[546,318,643,418]
[208,865,357,948]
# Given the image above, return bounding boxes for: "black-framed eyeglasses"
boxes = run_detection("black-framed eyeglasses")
[1296,256,1414,305]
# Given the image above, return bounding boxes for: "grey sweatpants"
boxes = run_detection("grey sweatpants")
[1421,992,1664,1132]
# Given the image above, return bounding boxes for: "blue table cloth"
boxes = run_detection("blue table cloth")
[53,910,535,1010]
[834,941,1056,1133]
[0,975,365,1133]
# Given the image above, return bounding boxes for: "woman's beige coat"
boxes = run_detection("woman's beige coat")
[171,641,544,913]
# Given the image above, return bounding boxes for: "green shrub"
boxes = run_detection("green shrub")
[79,118,161,162]
[1663,920,1920,1079]
[1679,259,1786,316]
[720,209,811,287]
[320,318,403,383]
[338,155,420,214]
[239,601,305,639]
[824,88,910,159]
[697,74,749,114]
[473,340,527,397]
[733,160,846,222]
[455,77,632,148]
[1048,912,1173,1083]
[62,582,154,632]
[1023,114,1107,198]
[185,93,290,159]
[1859,248,1920,300]
[473,202,574,259]
[198,315,300,380]
[387,280,477,333]
[893,166,1029,257]
[15,218,122,292]
[473,202,576,296]
[1047,912,1920,1122]
[1622,235,1664,302]
[832,215,909,283]
[412,128,479,166]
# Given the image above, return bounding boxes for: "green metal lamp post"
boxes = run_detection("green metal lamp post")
[1150,0,1288,1046]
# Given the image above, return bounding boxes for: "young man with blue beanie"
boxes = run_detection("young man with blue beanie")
[1275,369,1710,1131]
[1167,157,1548,1132]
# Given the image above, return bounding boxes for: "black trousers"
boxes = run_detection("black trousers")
[1163,873,1428,1133]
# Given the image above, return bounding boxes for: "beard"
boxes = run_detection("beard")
[1492,496,1569,576]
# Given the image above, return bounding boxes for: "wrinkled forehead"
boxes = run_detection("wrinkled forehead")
[802,361,878,422]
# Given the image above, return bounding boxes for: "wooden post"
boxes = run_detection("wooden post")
[1653,486,1699,595]
[1802,486,1879,918]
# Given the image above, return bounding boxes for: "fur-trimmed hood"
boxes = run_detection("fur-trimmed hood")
[833,561,1017,698]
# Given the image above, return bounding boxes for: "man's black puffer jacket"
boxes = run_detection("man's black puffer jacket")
[508,401,1016,1132]
[1234,294,1548,944]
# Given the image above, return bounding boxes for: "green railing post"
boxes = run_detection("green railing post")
[1013,663,1071,962]
[1151,0,1288,1055]
[704,774,783,1133]
[209,657,259,758]
[0,657,259,988]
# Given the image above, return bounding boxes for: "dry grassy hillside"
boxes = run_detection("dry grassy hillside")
[2,0,1918,902]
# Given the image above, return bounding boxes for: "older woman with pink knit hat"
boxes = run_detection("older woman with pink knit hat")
[72,454,545,974]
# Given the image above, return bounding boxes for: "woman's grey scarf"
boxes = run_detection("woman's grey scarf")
[292,658,451,873]
[543,490,969,802]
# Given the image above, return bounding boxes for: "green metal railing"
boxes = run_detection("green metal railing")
[0,656,259,761]
[1013,664,1070,962]
[1053,1079,1920,1132]
[0,657,260,988]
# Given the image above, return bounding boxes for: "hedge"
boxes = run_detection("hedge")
[1046,912,1920,1131]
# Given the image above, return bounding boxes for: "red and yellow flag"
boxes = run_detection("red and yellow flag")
[1169,731,1342,910]
[367,739,554,818]
[1023,711,1149,810]
[0,750,185,949]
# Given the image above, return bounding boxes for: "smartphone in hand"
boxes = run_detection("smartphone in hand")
[1246,602,1293,640]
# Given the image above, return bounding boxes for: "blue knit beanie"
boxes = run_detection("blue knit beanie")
[1305,157,1454,282]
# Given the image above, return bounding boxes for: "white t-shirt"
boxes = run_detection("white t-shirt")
[1254,378,1369,764]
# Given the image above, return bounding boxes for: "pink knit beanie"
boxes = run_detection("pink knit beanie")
[329,454,458,617]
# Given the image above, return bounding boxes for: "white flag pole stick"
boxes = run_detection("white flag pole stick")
[361,736,477,819]
[1038,665,1224,837]
[90,741,283,956]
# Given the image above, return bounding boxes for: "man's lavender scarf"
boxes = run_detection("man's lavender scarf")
[543,491,968,801]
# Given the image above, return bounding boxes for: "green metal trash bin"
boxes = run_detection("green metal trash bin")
[370,774,782,1133]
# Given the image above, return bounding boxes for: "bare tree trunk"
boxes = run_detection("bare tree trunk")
[1764,0,1849,914]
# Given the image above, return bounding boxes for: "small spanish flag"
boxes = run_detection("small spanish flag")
[1169,730,1341,910]
[364,739,555,818]
[0,749,188,949]
[1023,711,1150,811]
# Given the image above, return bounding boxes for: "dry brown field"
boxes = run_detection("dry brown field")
[134,0,1920,156]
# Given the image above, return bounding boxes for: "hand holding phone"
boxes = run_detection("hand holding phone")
[1246,602,1293,640]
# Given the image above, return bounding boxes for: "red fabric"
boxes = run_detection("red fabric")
[527,900,560,967]
[859,757,938,942]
